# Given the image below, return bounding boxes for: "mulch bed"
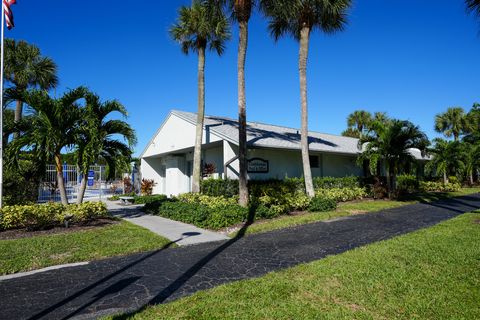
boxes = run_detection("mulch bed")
[0,218,119,241]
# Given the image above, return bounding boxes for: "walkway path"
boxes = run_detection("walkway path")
[1,194,479,320]
[105,201,229,246]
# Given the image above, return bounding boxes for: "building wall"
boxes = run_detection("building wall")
[322,153,363,177]
[141,158,164,195]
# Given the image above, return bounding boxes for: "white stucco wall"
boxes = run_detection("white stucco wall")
[322,153,363,177]
[141,158,164,195]
[142,113,222,158]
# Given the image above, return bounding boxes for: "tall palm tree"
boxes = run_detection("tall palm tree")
[434,107,468,141]
[4,39,58,129]
[461,142,480,185]
[10,87,87,205]
[216,0,254,207]
[261,0,352,197]
[426,138,464,184]
[170,0,230,193]
[358,120,429,197]
[347,110,372,135]
[75,92,136,204]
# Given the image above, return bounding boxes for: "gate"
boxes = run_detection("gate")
[38,164,122,203]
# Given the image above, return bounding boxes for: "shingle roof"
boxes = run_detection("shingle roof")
[170,110,430,160]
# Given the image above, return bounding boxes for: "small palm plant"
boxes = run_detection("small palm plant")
[10,87,88,205]
[170,0,230,193]
[261,0,352,197]
[426,138,465,184]
[75,92,136,204]
[358,120,430,198]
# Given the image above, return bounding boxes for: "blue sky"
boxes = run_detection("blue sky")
[7,1,480,156]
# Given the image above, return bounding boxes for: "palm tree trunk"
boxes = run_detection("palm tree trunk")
[54,153,69,205]
[192,46,206,193]
[238,20,249,207]
[443,170,448,184]
[299,26,315,197]
[13,100,23,138]
[386,162,392,199]
[77,173,88,204]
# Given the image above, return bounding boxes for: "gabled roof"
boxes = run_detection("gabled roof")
[172,110,362,155]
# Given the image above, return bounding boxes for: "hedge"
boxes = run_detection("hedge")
[419,181,461,192]
[0,202,109,231]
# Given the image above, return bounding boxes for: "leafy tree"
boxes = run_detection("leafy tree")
[170,0,230,193]
[10,87,87,205]
[434,107,469,141]
[426,138,464,184]
[347,110,371,135]
[75,92,136,203]
[4,39,58,130]
[358,120,429,197]
[261,0,352,197]
[461,142,480,185]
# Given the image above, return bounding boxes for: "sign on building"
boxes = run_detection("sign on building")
[247,158,269,173]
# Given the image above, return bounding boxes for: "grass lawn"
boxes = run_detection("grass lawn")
[0,220,173,275]
[110,210,480,320]
[232,187,480,236]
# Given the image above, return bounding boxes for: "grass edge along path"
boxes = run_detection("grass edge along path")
[0,220,173,275]
[109,210,480,320]
[234,187,480,236]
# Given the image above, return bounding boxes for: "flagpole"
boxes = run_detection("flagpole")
[0,2,5,209]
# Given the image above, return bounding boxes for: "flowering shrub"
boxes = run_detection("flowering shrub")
[141,179,156,196]
[0,202,109,231]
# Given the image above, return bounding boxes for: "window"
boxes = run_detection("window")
[310,155,319,168]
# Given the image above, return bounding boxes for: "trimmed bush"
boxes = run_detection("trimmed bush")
[396,174,419,193]
[315,187,367,202]
[201,178,239,197]
[308,197,337,212]
[155,201,248,230]
[134,194,168,205]
[0,202,109,231]
[178,193,238,207]
[313,176,361,189]
[419,181,461,192]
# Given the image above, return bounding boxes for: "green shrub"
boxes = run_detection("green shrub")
[315,187,367,202]
[0,202,109,231]
[65,202,108,223]
[201,178,239,197]
[313,176,361,189]
[178,193,238,207]
[155,201,247,230]
[134,194,168,205]
[308,197,337,212]
[419,181,461,192]
[396,174,419,193]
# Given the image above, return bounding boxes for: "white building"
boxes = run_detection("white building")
[140,110,427,196]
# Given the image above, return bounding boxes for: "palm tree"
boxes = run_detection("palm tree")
[10,87,87,205]
[466,0,480,18]
[170,1,230,193]
[4,39,58,130]
[434,107,468,141]
[358,120,429,197]
[216,0,254,207]
[347,110,371,135]
[261,0,352,197]
[341,127,360,138]
[75,92,136,204]
[461,142,480,185]
[426,138,464,184]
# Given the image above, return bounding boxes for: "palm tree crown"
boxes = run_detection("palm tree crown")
[347,110,372,134]
[434,107,468,141]
[170,1,230,56]
[261,0,351,40]
[466,0,480,17]
[426,138,465,184]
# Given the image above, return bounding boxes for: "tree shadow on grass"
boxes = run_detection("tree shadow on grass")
[111,208,257,320]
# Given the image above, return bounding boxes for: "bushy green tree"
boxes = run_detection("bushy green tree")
[426,138,464,184]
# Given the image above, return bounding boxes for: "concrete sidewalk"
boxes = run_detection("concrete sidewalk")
[105,200,229,246]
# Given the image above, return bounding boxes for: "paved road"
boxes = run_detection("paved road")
[106,201,229,246]
[1,194,479,320]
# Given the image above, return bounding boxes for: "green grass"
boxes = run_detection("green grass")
[232,187,480,236]
[0,220,173,275]
[110,211,480,320]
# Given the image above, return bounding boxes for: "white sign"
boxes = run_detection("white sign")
[247,158,269,173]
